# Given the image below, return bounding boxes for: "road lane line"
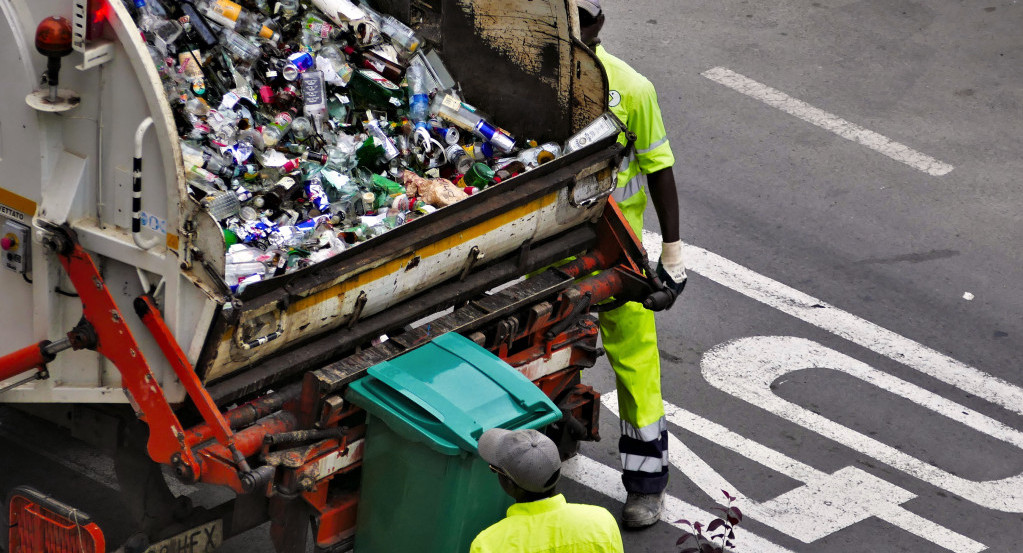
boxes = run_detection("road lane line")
[700,66,954,176]
[642,231,1023,418]
[562,455,799,553]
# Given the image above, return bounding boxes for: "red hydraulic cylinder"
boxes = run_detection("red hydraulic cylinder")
[0,342,50,382]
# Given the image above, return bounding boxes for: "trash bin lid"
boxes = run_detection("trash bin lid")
[345,333,561,455]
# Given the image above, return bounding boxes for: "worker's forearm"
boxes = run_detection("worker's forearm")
[647,168,680,243]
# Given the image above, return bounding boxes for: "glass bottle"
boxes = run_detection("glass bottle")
[198,0,280,41]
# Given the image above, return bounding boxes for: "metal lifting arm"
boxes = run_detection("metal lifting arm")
[134,294,252,475]
[27,224,202,474]
[0,224,257,485]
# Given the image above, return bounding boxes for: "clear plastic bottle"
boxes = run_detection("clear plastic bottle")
[261,107,298,147]
[303,13,342,41]
[186,167,227,194]
[316,45,354,86]
[198,0,280,41]
[406,64,431,144]
[307,230,347,263]
[184,96,211,119]
[359,2,420,54]
[206,108,241,144]
[220,29,262,63]
[276,0,301,18]
[363,111,400,161]
[201,190,242,220]
[180,140,235,178]
[290,116,315,141]
[135,0,183,53]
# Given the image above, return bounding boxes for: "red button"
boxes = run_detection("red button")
[0,237,13,250]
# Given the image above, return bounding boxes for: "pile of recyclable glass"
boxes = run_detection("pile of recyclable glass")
[128,0,566,293]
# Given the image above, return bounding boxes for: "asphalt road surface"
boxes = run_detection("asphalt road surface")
[567,0,1023,552]
[4,1,1023,552]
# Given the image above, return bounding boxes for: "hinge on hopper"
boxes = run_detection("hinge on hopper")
[459,246,483,280]
[515,239,534,274]
[346,291,368,330]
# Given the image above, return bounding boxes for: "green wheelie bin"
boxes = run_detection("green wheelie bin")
[346,332,562,552]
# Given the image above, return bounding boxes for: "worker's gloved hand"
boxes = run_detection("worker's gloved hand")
[656,240,687,296]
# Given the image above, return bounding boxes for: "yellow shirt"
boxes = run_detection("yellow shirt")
[469,494,624,553]
[595,45,674,186]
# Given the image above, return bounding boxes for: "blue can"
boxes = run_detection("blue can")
[235,220,273,243]
[305,180,331,214]
[296,214,330,233]
[473,119,515,153]
[288,51,315,73]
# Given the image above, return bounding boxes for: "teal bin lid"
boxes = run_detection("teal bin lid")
[345,333,562,455]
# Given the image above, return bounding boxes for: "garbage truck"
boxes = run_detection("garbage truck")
[0,0,678,551]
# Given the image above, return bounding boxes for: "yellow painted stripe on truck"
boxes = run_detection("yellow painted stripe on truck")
[288,192,557,313]
[0,188,37,218]
[209,192,560,378]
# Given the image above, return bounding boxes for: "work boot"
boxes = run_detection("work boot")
[622,491,664,528]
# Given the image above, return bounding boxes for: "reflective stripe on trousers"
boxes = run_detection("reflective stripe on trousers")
[620,417,669,494]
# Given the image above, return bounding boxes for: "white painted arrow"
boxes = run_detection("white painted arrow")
[700,336,1023,514]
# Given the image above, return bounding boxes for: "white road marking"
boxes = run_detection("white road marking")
[562,455,799,553]
[603,391,986,552]
[663,405,973,550]
[701,336,1023,513]
[642,230,1023,419]
[700,66,954,176]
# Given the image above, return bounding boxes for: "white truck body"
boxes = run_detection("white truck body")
[0,0,612,404]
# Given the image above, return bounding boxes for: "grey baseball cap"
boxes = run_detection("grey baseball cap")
[577,0,601,17]
[477,428,561,493]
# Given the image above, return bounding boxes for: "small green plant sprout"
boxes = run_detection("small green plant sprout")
[675,490,743,553]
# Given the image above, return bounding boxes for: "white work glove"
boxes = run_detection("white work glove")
[656,240,688,296]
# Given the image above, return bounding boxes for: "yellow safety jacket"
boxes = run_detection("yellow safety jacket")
[469,494,624,553]
[596,44,675,232]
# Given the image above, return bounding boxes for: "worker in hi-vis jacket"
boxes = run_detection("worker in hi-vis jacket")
[578,0,688,529]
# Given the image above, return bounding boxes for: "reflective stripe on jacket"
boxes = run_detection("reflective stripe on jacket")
[596,44,675,202]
